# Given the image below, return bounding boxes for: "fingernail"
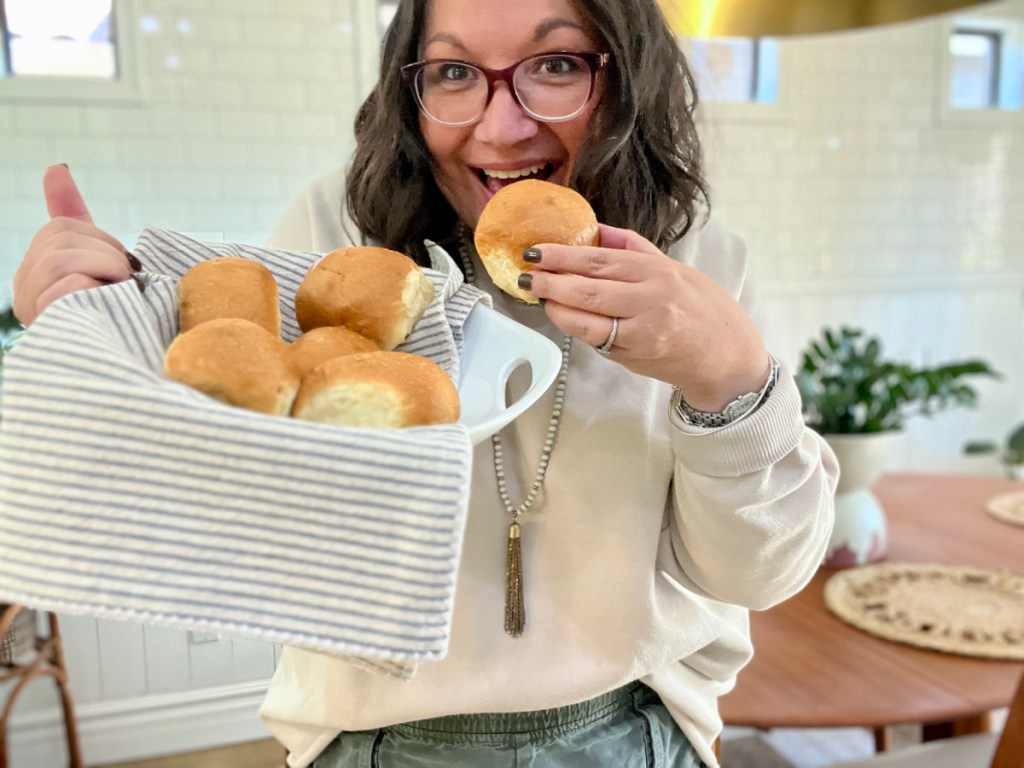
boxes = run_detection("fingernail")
[130,274,146,294]
[522,247,542,264]
[517,272,533,291]
[126,251,142,271]
[59,163,69,168]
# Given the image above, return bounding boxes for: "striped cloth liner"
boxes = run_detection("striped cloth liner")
[0,229,490,679]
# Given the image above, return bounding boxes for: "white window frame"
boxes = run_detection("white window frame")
[689,37,778,104]
[376,0,398,40]
[937,10,1024,125]
[679,35,789,125]
[0,0,141,104]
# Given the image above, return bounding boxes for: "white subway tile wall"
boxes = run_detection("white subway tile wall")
[0,0,370,299]
[703,15,1023,281]
[700,1,1024,474]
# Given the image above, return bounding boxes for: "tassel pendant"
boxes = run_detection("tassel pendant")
[504,521,525,637]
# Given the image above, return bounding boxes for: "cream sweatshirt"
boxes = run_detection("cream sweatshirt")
[258,169,839,768]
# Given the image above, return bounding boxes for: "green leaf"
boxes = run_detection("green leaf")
[1008,425,1024,453]
[796,325,995,435]
[937,360,998,378]
[963,441,997,454]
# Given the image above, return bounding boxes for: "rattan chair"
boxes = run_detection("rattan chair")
[0,604,83,768]
[830,669,1024,768]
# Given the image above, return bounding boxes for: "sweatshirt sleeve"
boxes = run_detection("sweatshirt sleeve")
[662,217,839,611]
[264,167,361,252]
[666,369,838,610]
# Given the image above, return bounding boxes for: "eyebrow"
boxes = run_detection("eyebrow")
[533,18,586,41]
[423,17,588,51]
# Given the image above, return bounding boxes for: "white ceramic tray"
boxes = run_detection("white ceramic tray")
[457,304,561,444]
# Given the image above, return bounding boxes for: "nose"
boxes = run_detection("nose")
[473,83,539,146]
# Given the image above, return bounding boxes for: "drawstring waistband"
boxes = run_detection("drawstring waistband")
[387,683,655,745]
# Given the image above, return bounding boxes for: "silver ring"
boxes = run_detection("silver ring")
[594,316,619,357]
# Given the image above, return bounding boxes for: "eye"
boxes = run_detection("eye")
[537,56,582,76]
[438,62,476,82]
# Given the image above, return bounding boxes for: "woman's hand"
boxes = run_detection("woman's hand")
[13,165,137,326]
[521,223,770,412]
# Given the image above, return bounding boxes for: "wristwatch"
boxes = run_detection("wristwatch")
[671,356,780,429]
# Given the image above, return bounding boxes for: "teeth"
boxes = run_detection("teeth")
[482,164,546,180]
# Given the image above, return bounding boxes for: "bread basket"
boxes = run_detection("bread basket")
[0,229,559,676]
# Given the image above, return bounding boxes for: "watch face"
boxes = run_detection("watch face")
[723,392,759,421]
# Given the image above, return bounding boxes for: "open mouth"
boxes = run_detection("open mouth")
[476,162,558,194]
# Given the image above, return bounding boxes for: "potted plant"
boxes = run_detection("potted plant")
[795,326,997,568]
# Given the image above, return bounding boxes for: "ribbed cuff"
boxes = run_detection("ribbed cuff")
[668,363,806,478]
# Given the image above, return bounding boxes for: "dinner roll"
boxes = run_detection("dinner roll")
[474,179,599,304]
[291,351,460,428]
[286,326,380,379]
[163,318,299,416]
[178,257,281,336]
[294,247,435,350]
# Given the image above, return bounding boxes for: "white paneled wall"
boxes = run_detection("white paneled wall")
[2,0,1023,764]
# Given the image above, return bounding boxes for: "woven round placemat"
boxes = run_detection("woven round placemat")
[987,489,1024,527]
[824,562,1024,660]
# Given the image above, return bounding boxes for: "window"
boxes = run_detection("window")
[377,1,398,40]
[950,31,1000,108]
[947,22,1024,111]
[0,0,136,101]
[1,0,117,79]
[689,37,778,104]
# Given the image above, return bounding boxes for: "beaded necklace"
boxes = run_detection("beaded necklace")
[457,233,572,637]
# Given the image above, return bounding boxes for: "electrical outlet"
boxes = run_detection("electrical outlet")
[188,629,221,644]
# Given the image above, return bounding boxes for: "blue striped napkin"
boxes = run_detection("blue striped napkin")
[0,230,489,678]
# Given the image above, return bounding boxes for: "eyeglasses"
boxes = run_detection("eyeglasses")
[401,51,610,127]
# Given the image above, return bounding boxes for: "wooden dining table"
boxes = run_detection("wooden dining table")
[719,472,1024,749]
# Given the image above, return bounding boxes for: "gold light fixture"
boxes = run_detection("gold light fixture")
[660,0,999,38]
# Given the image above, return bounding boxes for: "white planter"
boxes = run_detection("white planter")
[823,432,897,568]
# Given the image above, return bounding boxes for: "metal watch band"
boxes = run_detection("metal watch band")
[672,356,780,429]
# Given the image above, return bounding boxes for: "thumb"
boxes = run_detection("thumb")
[597,223,662,256]
[43,164,93,223]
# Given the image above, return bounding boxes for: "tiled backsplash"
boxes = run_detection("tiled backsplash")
[701,6,1023,284]
[0,0,376,303]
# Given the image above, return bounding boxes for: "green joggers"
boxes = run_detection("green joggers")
[312,682,706,767]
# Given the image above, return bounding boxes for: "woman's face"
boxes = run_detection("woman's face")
[418,0,605,230]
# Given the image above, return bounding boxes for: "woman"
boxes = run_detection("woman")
[12,0,837,766]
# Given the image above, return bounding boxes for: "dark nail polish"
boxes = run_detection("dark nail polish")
[522,247,542,263]
[60,163,69,168]
[131,274,146,294]
[517,272,533,291]
[126,251,142,271]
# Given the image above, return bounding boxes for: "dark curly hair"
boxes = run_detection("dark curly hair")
[346,0,709,265]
